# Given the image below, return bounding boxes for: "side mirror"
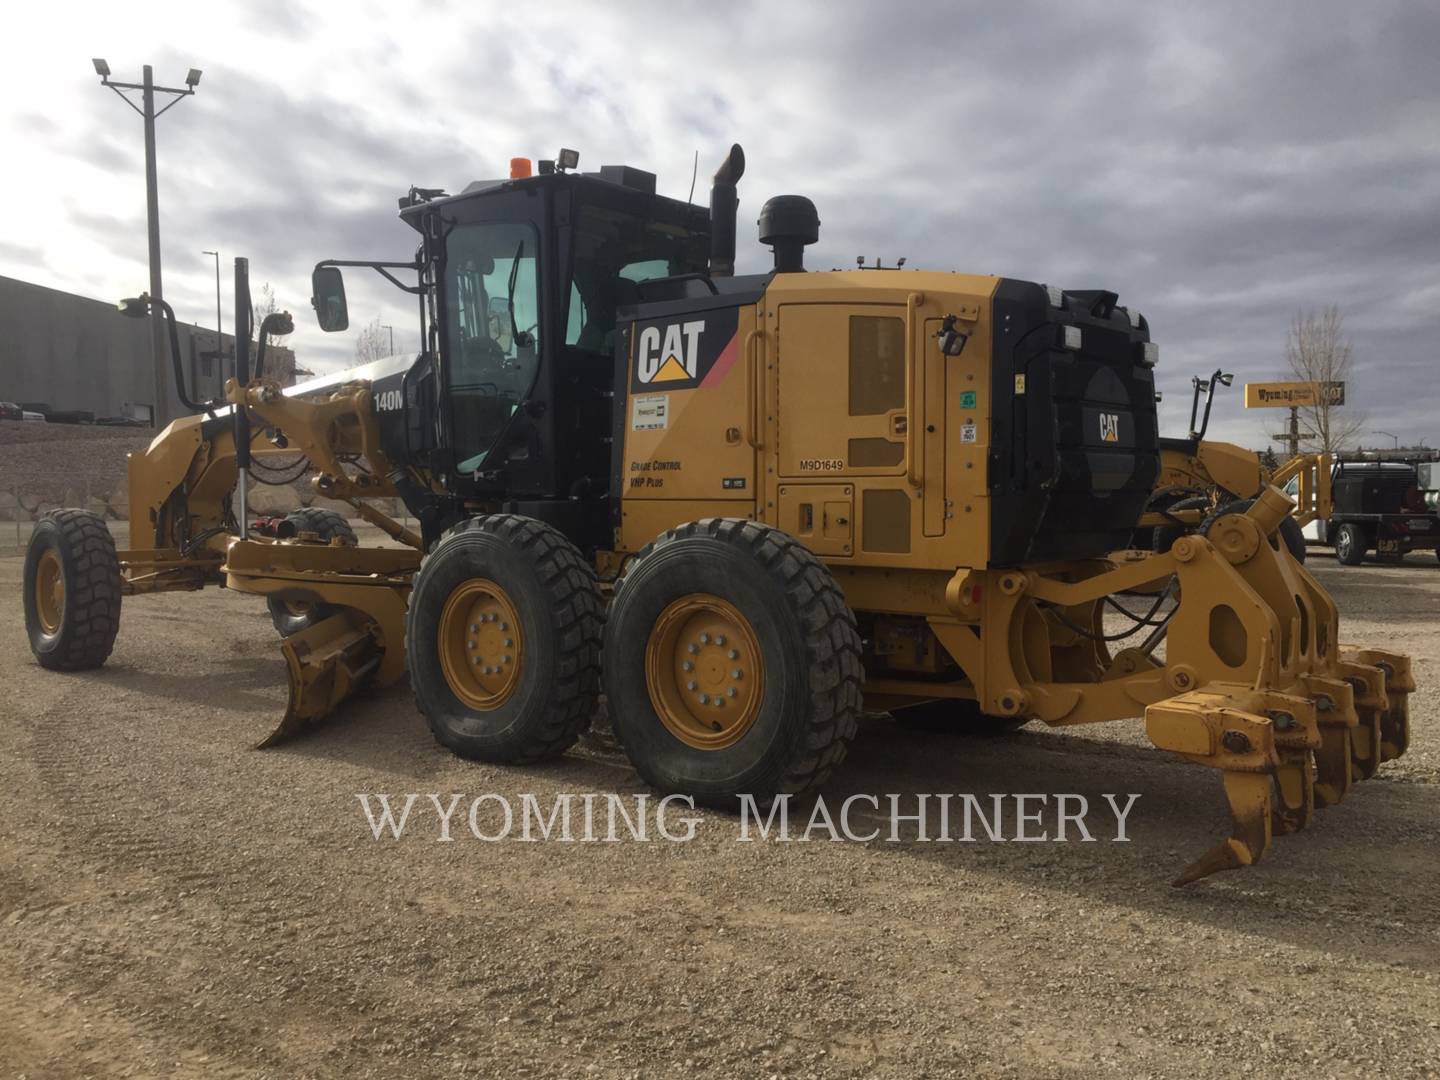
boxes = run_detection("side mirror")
[311,266,349,332]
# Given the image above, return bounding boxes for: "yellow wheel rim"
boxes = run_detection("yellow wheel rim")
[438,579,523,710]
[35,548,65,635]
[283,597,314,618]
[645,593,764,750]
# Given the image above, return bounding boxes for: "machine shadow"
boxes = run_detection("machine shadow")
[801,716,1440,970]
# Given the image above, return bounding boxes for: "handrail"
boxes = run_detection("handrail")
[744,328,763,449]
[904,291,924,486]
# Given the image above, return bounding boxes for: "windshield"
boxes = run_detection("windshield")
[565,203,708,352]
[444,221,541,473]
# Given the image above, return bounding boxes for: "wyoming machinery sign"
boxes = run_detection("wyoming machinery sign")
[1244,381,1346,408]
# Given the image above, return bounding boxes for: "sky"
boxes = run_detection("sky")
[2,0,1437,448]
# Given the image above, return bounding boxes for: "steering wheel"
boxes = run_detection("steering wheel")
[462,332,507,370]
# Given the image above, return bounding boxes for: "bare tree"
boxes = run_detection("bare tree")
[355,318,388,364]
[1285,305,1363,454]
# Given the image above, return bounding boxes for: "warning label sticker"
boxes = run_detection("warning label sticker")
[631,394,669,431]
[960,421,978,444]
[959,390,977,409]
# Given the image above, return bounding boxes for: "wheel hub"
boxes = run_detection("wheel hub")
[35,548,64,635]
[438,579,523,710]
[645,593,764,750]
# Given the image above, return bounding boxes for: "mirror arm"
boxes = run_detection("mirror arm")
[149,297,206,414]
[313,259,424,295]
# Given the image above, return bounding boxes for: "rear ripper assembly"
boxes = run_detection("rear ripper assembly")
[21,144,1414,886]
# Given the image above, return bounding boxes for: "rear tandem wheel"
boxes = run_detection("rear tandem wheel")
[406,514,604,764]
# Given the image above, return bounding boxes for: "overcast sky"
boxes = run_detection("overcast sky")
[3,1,1437,447]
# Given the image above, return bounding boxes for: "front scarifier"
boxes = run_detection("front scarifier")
[1140,487,1413,884]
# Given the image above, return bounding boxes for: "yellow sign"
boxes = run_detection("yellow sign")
[1243,381,1345,408]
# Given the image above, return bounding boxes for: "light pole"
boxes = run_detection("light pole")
[93,59,202,428]
[201,250,222,382]
[382,324,396,355]
[1376,430,1399,450]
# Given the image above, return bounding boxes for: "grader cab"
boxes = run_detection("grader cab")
[22,144,1413,885]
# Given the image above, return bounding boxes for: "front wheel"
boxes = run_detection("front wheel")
[1334,523,1366,566]
[23,509,122,670]
[602,519,863,806]
[406,514,603,764]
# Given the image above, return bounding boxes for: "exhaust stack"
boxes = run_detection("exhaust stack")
[708,144,746,277]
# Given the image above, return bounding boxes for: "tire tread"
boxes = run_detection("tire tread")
[615,518,863,797]
[27,509,122,670]
[409,514,603,764]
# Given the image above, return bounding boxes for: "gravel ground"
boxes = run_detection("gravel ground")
[1,534,1437,1079]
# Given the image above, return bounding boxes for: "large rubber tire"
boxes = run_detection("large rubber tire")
[1278,515,1307,563]
[23,509,122,670]
[1334,523,1366,566]
[602,519,864,806]
[407,514,603,764]
[266,508,358,637]
[1152,496,1211,554]
[892,698,1029,735]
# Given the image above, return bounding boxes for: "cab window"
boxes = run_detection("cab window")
[564,205,707,351]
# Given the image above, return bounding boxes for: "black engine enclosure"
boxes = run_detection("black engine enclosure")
[987,280,1160,565]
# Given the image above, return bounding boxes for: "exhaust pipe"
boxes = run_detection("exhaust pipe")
[709,144,746,277]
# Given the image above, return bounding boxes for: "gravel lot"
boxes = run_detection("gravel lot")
[2,531,1437,1079]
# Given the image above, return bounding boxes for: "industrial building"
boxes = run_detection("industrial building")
[0,274,295,426]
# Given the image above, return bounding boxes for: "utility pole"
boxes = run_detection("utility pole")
[202,250,222,383]
[93,59,202,428]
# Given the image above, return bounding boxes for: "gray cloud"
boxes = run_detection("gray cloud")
[10,0,1439,443]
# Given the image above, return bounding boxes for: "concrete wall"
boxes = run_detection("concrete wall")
[0,274,294,425]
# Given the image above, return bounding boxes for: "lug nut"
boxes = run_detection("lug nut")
[715,634,726,646]
[499,622,508,632]
[682,661,694,672]
[503,655,512,664]
[728,649,739,660]
[700,633,711,645]
[727,687,738,698]
[687,643,699,655]
[468,640,476,650]
[687,680,698,691]
[470,623,479,633]
[732,669,743,680]
[700,694,711,705]
[504,638,514,648]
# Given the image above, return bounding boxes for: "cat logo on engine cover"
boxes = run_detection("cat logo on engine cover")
[630,308,740,392]
[1099,412,1120,443]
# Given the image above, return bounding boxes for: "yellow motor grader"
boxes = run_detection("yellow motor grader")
[23,145,1413,884]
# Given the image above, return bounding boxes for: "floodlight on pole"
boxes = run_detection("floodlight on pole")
[92,60,202,428]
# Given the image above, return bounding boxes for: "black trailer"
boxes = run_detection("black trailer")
[1309,461,1440,565]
